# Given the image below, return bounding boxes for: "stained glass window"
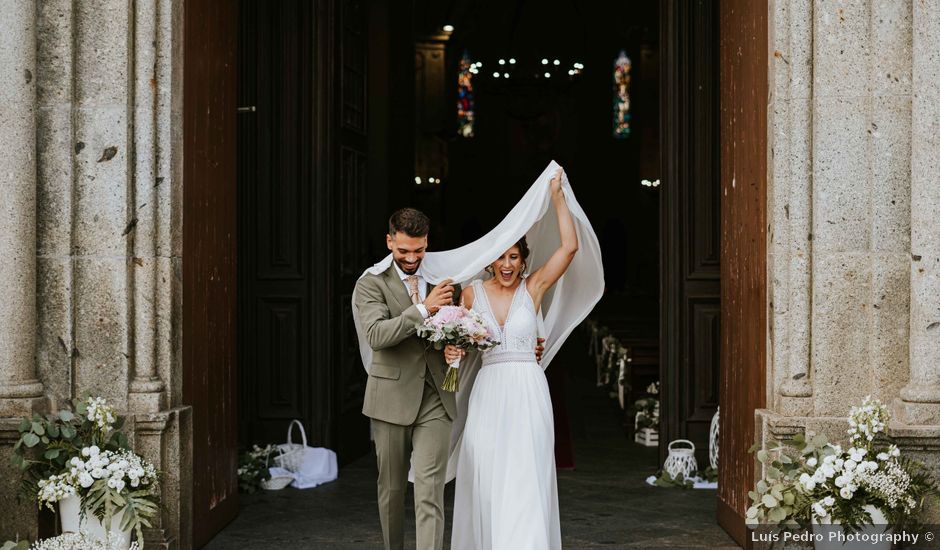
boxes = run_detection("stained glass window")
[458,51,475,138]
[613,50,632,138]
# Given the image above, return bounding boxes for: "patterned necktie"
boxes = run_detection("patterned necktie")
[405,275,420,305]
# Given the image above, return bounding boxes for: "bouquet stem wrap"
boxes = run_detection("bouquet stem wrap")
[442,358,461,392]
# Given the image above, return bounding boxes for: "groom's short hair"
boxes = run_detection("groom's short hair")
[389,208,430,237]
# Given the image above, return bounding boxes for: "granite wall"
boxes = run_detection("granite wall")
[760,0,940,518]
[0,1,190,547]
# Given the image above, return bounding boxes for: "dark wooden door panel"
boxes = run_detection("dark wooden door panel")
[238,0,371,466]
[238,0,316,446]
[183,0,240,546]
[660,0,721,469]
[333,0,371,463]
[717,0,769,545]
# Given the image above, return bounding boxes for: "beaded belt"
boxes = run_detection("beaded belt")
[482,351,537,366]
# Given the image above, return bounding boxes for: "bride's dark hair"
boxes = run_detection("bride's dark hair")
[486,236,530,276]
[515,236,531,266]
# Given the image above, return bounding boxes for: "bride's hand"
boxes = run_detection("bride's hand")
[550,169,564,194]
[444,344,465,365]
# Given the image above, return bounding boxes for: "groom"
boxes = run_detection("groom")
[356,207,462,550]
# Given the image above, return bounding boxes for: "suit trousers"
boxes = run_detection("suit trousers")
[372,372,452,550]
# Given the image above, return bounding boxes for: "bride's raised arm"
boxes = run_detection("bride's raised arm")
[527,169,579,306]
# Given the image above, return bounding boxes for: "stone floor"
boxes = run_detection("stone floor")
[207,334,740,549]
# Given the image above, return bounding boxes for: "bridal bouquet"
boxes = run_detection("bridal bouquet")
[415,305,500,391]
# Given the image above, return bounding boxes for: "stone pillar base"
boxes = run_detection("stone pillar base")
[894,397,940,426]
[775,394,813,417]
[128,390,166,413]
[143,528,176,549]
[0,419,39,541]
[134,407,193,550]
[0,394,47,417]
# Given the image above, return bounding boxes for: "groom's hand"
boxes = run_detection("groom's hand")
[424,279,455,314]
[535,338,545,363]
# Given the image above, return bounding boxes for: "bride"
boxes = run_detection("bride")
[446,168,578,550]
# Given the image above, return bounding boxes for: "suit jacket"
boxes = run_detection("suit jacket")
[356,264,460,425]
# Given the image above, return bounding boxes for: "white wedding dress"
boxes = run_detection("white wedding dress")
[450,279,562,550]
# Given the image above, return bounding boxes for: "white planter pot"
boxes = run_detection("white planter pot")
[59,495,132,549]
[811,505,892,550]
[634,428,659,447]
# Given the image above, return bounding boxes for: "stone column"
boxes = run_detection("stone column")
[0,0,45,416]
[771,0,814,414]
[128,0,166,412]
[900,0,940,424]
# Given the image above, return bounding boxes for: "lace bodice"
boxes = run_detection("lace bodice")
[471,279,538,366]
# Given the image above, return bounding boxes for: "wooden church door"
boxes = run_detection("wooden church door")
[183,0,240,546]
[660,0,722,471]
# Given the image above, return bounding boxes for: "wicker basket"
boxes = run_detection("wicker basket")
[274,419,308,473]
[261,474,293,490]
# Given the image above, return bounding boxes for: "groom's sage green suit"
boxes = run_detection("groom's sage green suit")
[356,264,459,550]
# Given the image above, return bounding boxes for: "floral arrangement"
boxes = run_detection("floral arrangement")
[1,532,139,550]
[634,397,659,430]
[746,396,939,533]
[415,305,500,391]
[237,444,278,494]
[634,381,661,431]
[11,395,160,546]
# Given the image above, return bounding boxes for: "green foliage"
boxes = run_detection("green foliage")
[238,444,277,494]
[653,470,694,489]
[700,466,718,483]
[0,541,29,550]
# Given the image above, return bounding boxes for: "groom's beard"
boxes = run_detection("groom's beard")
[395,258,421,275]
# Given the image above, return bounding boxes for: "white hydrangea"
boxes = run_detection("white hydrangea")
[85,397,117,432]
[31,531,139,550]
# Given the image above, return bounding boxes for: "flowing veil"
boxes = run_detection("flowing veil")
[352,160,604,481]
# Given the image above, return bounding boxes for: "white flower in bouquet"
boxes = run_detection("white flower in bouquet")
[799,472,816,491]
[31,531,139,550]
[37,474,77,511]
[86,398,117,432]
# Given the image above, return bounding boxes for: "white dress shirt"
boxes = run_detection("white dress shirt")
[394,262,429,318]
